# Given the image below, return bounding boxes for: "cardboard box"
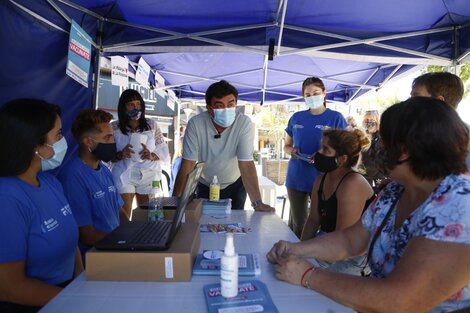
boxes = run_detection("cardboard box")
[86,222,200,282]
[131,198,202,223]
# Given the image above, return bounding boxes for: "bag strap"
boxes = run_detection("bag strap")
[361,189,403,276]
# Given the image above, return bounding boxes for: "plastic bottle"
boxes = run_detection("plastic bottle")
[220,232,238,298]
[148,180,164,221]
[209,175,220,202]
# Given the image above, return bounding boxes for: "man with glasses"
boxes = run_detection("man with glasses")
[173,80,274,212]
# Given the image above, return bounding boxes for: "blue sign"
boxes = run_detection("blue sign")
[66,20,92,88]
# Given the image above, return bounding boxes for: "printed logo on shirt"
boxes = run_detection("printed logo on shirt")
[315,125,332,130]
[108,186,116,193]
[293,124,304,129]
[61,204,72,216]
[93,190,106,199]
[43,218,59,232]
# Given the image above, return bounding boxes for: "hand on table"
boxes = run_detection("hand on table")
[273,255,314,287]
[255,203,275,213]
[267,240,295,264]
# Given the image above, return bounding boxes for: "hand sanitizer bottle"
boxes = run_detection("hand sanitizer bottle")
[209,175,220,202]
[220,233,238,298]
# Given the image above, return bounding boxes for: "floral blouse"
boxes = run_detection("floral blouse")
[362,174,470,312]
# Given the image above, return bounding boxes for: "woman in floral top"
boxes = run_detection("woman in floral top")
[267,97,470,313]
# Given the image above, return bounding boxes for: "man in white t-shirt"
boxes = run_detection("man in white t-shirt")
[173,80,274,212]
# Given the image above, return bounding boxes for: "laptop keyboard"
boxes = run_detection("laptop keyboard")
[129,222,172,244]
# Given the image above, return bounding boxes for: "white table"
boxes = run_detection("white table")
[39,212,353,313]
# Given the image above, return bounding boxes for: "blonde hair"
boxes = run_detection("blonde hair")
[322,128,371,168]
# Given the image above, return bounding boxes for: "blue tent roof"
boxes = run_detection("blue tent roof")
[2,0,470,107]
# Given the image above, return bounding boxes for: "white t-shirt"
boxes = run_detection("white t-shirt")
[183,111,254,188]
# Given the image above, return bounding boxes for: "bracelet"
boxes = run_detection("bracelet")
[300,266,314,288]
[305,267,315,289]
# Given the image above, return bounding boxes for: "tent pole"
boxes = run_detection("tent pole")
[276,0,288,56]
[92,20,104,109]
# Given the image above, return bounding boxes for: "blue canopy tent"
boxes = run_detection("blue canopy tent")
[1,0,470,137]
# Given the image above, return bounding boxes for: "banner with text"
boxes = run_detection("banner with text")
[111,56,128,87]
[66,20,92,88]
[135,57,150,87]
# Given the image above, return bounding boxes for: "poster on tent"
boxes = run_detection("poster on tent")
[111,56,128,87]
[66,20,92,88]
[135,57,150,87]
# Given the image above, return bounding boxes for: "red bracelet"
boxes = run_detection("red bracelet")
[300,266,314,287]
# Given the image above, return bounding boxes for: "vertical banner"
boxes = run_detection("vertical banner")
[111,56,129,87]
[154,70,165,87]
[135,57,150,87]
[66,20,92,88]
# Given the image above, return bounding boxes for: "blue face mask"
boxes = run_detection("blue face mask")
[36,137,68,171]
[213,107,236,128]
[126,109,142,120]
[305,95,324,109]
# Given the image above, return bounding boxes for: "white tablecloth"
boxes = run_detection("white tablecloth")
[39,211,353,313]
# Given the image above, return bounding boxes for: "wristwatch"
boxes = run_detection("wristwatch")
[251,199,263,208]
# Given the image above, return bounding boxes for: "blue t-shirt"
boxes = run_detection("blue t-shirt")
[285,109,347,192]
[0,173,78,285]
[58,156,123,252]
[362,174,470,312]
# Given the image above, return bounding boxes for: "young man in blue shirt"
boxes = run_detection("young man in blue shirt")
[58,109,127,256]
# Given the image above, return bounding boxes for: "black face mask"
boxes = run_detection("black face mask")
[92,142,117,162]
[314,152,338,172]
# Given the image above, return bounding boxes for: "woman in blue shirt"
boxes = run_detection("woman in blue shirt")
[284,77,347,237]
[0,99,82,312]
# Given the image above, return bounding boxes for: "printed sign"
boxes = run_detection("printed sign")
[135,57,150,87]
[66,20,92,88]
[111,56,128,87]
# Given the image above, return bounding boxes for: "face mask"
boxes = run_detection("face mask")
[89,138,117,162]
[305,95,324,109]
[126,109,142,120]
[36,137,68,171]
[213,107,236,128]
[313,152,338,172]
[364,122,378,133]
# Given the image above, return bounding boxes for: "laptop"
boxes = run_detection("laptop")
[94,163,204,251]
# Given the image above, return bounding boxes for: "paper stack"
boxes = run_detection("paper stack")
[202,198,232,215]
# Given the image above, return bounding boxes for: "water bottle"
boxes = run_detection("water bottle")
[209,175,220,202]
[148,180,164,221]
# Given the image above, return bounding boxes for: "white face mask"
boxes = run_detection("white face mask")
[305,95,324,109]
[213,107,236,128]
[36,137,68,171]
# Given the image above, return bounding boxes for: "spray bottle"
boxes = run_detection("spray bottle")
[220,232,238,298]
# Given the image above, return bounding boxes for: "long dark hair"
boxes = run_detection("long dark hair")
[117,89,150,135]
[0,99,61,176]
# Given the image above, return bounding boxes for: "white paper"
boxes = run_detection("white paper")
[135,57,150,87]
[129,133,146,162]
[111,56,128,86]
